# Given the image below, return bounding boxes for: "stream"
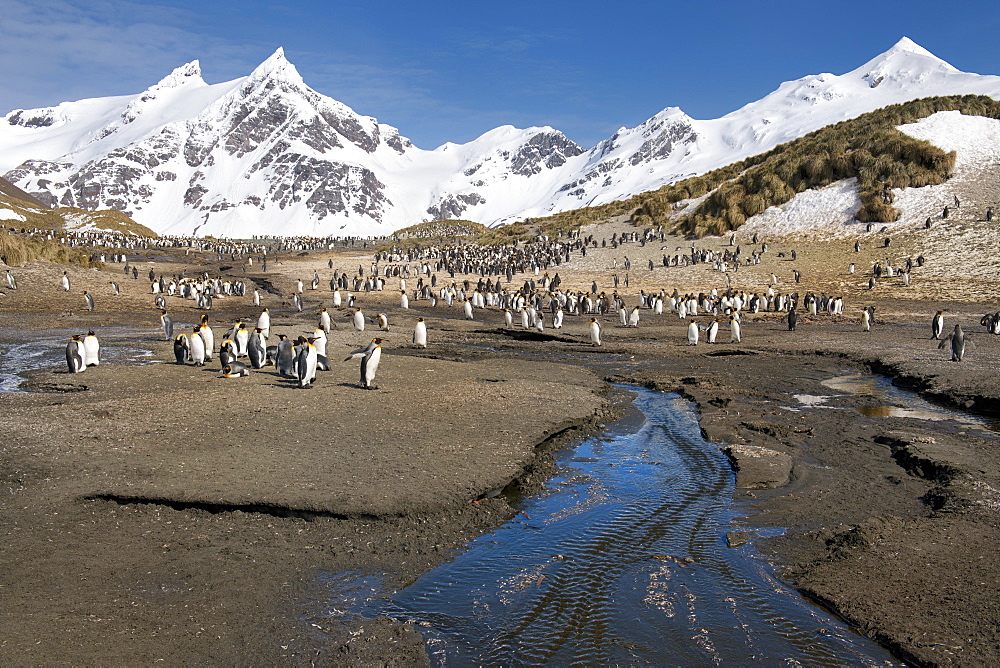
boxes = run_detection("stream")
[313,386,897,665]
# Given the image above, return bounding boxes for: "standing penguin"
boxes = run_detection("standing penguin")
[730,315,742,343]
[82,330,100,366]
[110,281,120,295]
[504,309,514,328]
[931,311,944,340]
[861,308,871,332]
[319,308,332,334]
[219,339,237,367]
[83,291,95,311]
[276,334,296,377]
[60,271,71,292]
[627,306,640,328]
[377,313,389,331]
[413,317,428,348]
[589,317,602,346]
[706,318,719,344]
[234,322,250,357]
[5,269,16,290]
[353,308,366,332]
[939,324,973,361]
[248,328,267,369]
[66,335,86,373]
[256,308,271,338]
[292,293,302,312]
[687,320,700,345]
[295,336,318,388]
[463,299,474,320]
[787,308,798,331]
[173,334,190,364]
[345,338,383,389]
[189,326,207,366]
[400,291,409,309]
[198,315,215,361]
[160,310,173,340]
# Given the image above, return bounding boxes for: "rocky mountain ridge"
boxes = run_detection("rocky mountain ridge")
[2,38,999,238]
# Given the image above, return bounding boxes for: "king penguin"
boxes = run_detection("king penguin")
[160,310,173,340]
[939,324,972,362]
[82,330,100,366]
[687,320,699,345]
[413,317,427,348]
[730,315,742,343]
[256,308,271,338]
[295,336,318,388]
[248,328,267,369]
[189,326,206,366]
[234,322,250,357]
[222,361,251,378]
[319,308,332,334]
[198,315,214,361]
[173,334,190,364]
[589,317,602,347]
[345,338,383,389]
[353,308,366,332]
[83,291,95,311]
[276,334,296,377]
[66,335,86,373]
[931,311,944,340]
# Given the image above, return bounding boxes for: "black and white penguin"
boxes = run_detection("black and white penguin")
[83,291,95,311]
[65,335,86,373]
[413,317,427,348]
[787,308,798,331]
[173,334,190,364]
[160,310,173,340]
[198,315,214,361]
[5,270,16,290]
[295,336,318,388]
[83,330,100,366]
[189,326,206,366]
[222,361,251,378]
[932,311,945,340]
[938,324,972,362]
[234,322,250,357]
[345,338,383,389]
[248,328,266,369]
[276,334,296,377]
[219,339,237,367]
[256,308,271,338]
[589,317,602,346]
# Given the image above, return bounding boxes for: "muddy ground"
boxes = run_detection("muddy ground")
[1,226,999,665]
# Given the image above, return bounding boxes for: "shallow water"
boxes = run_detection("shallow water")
[0,326,154,392]
[821,373,1000,434]
[313,386,896,665]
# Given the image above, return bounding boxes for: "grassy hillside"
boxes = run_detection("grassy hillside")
[527,95,1000,238]
[0,192,157,266]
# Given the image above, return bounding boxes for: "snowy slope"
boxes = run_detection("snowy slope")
[2,37,999,238]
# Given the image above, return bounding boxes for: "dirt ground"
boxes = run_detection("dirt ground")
[1,220,999,665]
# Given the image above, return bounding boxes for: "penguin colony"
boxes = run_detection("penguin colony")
[28,208,994,383]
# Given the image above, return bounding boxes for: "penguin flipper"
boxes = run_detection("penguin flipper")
[937,336,952,349]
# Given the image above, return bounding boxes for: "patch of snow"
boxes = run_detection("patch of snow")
[0,208,26,222]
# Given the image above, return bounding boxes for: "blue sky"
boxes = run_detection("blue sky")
[2,0,998,149]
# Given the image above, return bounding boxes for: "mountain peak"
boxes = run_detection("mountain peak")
[858,37,959,76]
[247,47,304,86]
[889,36,938,59]
[153,60,205,90]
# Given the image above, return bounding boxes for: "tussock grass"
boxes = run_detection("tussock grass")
[527,95,998,238]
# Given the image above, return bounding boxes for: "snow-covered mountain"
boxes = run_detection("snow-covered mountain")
[2,37,999,238]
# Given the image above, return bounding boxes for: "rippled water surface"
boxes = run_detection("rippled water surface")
[322,387,895,665]
[0,326,154,391]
